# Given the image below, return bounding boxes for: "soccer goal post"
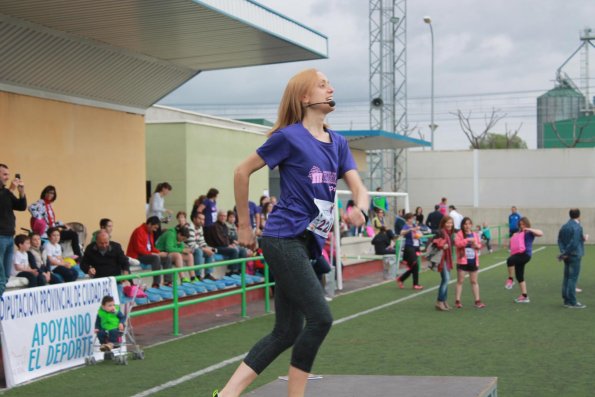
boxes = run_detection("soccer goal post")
[333,190,409,290]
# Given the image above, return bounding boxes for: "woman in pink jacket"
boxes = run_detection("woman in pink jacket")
[432,215,454,311]
[454,217,485,309]
[431,216,454,311]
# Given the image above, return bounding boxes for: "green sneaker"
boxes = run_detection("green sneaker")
[181,277,191,283]
[212,390,220,397]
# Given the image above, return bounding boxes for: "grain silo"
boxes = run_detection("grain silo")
[536,83,584,148]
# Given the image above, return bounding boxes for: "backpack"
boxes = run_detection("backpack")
[510,231,526,255]
[123,285,147,298]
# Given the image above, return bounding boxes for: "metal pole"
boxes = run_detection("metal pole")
[429,22,435,150]
[334,193,343,290]
[241,260,247,318]
[424,16,436,150]
[584,30,590,111]
[172,275,179,336]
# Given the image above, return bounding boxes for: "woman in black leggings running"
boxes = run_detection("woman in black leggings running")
[214,68,368,397]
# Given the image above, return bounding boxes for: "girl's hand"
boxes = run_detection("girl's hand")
[238,225,257,250]
[348,208,365,228]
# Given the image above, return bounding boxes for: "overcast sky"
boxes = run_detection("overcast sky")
[160,0,595,149]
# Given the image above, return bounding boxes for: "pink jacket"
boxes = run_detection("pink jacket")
[454,231,481,266]
[432,229,454,272]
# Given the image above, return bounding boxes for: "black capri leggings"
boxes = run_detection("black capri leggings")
[399,245,420,285]
[507,253,531,283]
[243,236,333,374]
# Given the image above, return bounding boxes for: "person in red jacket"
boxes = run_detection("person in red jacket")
[454,217,485,309]
[126,216,172,287]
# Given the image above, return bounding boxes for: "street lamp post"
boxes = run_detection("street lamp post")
[423,16,437,150]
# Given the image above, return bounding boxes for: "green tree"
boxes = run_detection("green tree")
[453,108,505,149]
[477,132,527,149]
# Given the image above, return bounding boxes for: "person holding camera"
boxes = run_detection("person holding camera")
[0,164,27,296]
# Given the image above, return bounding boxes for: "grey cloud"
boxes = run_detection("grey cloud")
[160,0,594,149]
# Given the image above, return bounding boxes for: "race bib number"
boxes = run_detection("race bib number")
[465,247,476,260]
[307,198,335,238]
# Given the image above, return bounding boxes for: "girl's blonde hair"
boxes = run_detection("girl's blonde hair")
[267,68,329,136]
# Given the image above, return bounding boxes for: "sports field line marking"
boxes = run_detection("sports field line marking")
[131,246,546,396]
[130,354,247,397]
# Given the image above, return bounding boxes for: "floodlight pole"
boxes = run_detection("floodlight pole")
[424,16,437,150]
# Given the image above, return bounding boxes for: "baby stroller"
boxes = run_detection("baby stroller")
[85,289,145,366]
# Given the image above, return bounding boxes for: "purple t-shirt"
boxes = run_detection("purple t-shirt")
[402,224,420,248]
[202,198,217,227]
[257,123,357,256]
[248,201,259,229]
[524,231,536,256]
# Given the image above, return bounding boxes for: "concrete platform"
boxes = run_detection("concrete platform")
[245,375,498,397]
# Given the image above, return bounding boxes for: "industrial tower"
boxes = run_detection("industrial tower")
[368,0,408,194]
[555,27,595,113]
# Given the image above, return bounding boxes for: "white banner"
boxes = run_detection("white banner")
[0,277,119,388]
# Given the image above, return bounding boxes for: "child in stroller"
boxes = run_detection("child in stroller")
[95,295,124,351]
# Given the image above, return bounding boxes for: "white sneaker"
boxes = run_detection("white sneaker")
[567,302,587,309]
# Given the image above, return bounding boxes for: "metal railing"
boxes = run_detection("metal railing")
[117,224,507,336]
[114,257,273,336]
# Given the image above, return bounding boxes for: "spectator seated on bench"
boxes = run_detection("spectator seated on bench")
[13,234,47,288]
[155,225,197,283]
[81,230,130,280]
[126,216,172,288]
[91,218,141,268]
[205,211,243,276]
[186,212,217,280]
[28,233,62,284]
[226,210,253,263]
[42,227,79,282]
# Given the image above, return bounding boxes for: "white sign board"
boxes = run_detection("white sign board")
[0,277,119,388]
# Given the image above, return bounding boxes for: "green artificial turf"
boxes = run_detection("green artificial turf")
[4,246,594,397]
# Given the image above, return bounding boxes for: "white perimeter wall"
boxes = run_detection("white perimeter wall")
[407,148,595,244]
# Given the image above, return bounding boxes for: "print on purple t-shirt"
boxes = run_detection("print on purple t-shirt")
[202,198,217,227]
[256,123,357,257]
